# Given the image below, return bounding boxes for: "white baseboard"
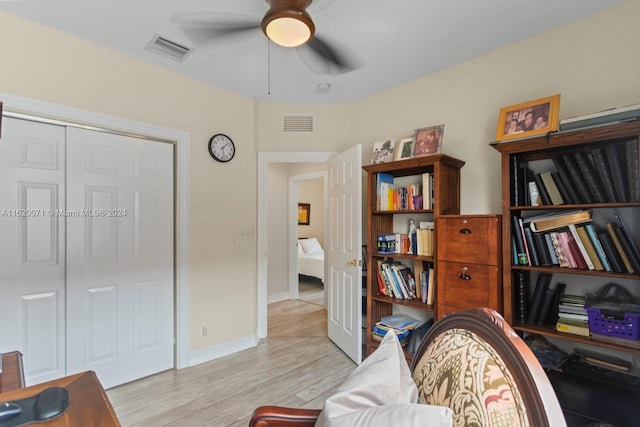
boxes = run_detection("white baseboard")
[188,335,259,367]
[267,292,290,304]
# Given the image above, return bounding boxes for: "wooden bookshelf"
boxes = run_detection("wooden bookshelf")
[363,154,464,358]
[492,120,640,356]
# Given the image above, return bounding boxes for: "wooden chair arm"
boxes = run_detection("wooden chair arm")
[249,405,321,427]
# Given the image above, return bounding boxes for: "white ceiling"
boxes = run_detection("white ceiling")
[0,0,626,103]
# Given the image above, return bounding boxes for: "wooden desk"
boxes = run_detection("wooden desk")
[0,371,120,426]
[1,351,25,392]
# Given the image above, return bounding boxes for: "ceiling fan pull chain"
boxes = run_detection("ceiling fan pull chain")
[267,39,271,96]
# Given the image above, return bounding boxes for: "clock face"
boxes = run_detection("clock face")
[208,133,235,163]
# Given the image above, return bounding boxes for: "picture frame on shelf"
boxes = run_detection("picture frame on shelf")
[413,125,444,157]
[298,203,310,225]
[394,136,414,160]
[495,94,560,142]
[370,139,396,164]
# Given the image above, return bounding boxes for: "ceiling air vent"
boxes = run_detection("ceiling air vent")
[145,33,193,62]
[283,114,314,133]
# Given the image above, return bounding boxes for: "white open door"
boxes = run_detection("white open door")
[326,145,362,364]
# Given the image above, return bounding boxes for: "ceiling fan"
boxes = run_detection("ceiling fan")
[171,0,357,74]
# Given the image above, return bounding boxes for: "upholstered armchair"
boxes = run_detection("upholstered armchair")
[249,308,566,427]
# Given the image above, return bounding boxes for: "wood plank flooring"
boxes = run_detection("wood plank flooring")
[107,296,355,427]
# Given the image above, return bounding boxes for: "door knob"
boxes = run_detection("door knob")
[346,259,359,267]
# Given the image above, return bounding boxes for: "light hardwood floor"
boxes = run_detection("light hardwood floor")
[107,295,355,427]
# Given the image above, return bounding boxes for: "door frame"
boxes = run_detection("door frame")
[0,92,191,369]
[257,152,336,338]
[288,171,327,302]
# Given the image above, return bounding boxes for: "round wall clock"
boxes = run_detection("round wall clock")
[208,133,235,163]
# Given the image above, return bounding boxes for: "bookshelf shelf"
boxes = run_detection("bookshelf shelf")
[493,120,640,360]
[363,154,464,359]
[513,322,640,355]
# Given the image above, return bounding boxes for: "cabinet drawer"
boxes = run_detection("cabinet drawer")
[438,261,497,308]
[437,216,500,265]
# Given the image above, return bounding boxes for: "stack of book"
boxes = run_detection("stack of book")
[555,294,589,337]
[377,233,410,254]
[372,314,422,346]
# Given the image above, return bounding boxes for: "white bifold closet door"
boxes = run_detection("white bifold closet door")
[0,118,174,389]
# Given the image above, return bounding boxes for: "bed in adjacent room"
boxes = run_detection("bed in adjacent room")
[298,237,325,282]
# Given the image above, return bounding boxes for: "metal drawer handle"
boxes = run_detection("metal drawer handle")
[459,228,471,234]
[459,266,471,280]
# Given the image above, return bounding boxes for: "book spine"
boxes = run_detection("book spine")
[585,223,611,272]
[597,229,626,273]
[565,229,589,270]
[549,282,566,325]
[605,222,635,273]
[523,227,540,266]
[611,222,640,273]
[537,287,557,325]
[627,139,640,202]
[605,143,628,202]
[531,231,552,266]
[568,224,595,270]
[540,171,564,205]
[534,173,552,205]
[589,147,617,202]
[527,273,551,324]
[551,172,571,205]
[576,225,603,271]
[511,216,528,265]
[613,212,640,265]
[549,231,569,267]
[543,233,560,266]
[514,271,529,323]
[573,151,606,203]
[562,153,593,203]
[551,156,580,204]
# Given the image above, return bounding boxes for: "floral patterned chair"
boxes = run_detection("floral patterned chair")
[249,308,566,427]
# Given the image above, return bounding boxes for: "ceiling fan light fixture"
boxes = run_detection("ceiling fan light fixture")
[261,1,315,48]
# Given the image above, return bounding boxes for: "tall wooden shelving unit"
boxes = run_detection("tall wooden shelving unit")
[492,120,640,356]
[363,154,464,360]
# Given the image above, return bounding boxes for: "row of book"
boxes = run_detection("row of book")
[375,260,435,304]
[377,221,434,256]
[515,272,590,336]
[512,139,639,206]
[512,210,640,274]
[376,172,435,211]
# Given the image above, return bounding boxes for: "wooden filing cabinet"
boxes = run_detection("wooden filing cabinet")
[436,214,502,319]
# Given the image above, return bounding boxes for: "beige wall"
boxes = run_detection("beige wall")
[1,1,639,361]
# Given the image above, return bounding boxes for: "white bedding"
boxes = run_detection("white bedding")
[298,238,325,281]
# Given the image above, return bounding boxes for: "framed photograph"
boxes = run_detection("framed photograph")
[495,94,560,142]
[413,124,444,157]
[370,139,396,164]
[298,203,310,225]
[394,136,414,160]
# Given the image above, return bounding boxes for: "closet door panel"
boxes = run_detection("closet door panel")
[65,128,174,389]
[0,117,66,385]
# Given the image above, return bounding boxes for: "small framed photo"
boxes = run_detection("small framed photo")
[370,139,396,164]
[496,94,560,142]
[394,136,414,160]
[413,125,444,157]
[298,203,310,225]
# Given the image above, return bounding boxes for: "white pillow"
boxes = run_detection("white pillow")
[315,330,452,427]
[300,237,324,255]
